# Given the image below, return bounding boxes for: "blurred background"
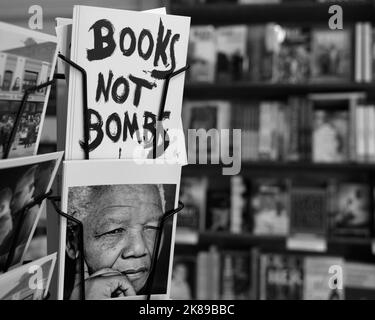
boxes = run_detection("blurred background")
[2,0,375,300]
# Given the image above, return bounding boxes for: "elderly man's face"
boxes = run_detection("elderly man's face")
[83,185,163,293]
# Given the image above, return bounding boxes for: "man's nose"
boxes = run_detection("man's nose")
[121,228,147,258]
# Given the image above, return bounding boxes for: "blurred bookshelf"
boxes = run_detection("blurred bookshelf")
[170,0,375,300]
[171,1,375,25]
[184,82,375,99]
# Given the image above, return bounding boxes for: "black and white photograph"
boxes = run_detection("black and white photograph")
[0,152,62,270]
[59,160,181,300]
[0,21,57,158]
[3,0,375,312]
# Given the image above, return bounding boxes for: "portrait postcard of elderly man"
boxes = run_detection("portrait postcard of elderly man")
[0,152,63,270]
[58,160,182,300]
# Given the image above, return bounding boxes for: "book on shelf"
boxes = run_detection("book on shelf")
[195,246,257,300]
[274,25,311,83]
[205,187,231,232]
[230,175,247,234]
[188,25,217,83]
[170,254,197,300]
[220,249,257,300]
[216,25,248,82]
[309,92,366,163]
[248,178,289,236]
[303,256,345,300]
[259,253,304,300]
[310,28,352,83]
[345,262,375,300]
[177,176,208,241]
[288,185,328,251]
[328,182,371,239]
[183,100,231,163]
[195,246,221,300]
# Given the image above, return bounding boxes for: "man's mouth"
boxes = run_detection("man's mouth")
[122,267,148,281]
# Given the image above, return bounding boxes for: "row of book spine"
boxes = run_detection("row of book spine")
[178,247,375,300]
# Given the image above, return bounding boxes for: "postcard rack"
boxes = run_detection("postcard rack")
[48,195,184,300]
[1,53,188,300]
[1,189,53,273]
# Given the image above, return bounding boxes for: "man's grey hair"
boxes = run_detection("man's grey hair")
[67,184,166,222]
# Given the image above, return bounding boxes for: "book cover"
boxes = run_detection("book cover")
[58,160,181,300]
[259,253,304,300]
[220,250,253,300]
[216,25,247,82]
[309,93,366,163]
[312,109,349,163]
[289,186,327,237]
[0,152,62,270]
[178,176,208,233]
[183,100,231,163]
[230,175,247,234]
[205,188,231,232]
[188,25,216,83]
[275,26,311,83]
[311,28,352,82]
[170,254,196,300]
[0,22,57,158]
[304,256,345,300]
[0,253,56,300]
[247,25,270,82]
[249,178,289,236]
[66,5,190,161]
[355,23,363,82]
[345,262,375,300]
[329,183,371,238]
[196,251,209,300]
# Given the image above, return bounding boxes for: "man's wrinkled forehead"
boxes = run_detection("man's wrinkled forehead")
[93,184,162,211]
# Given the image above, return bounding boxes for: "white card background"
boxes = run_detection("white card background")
[66,6,190,162]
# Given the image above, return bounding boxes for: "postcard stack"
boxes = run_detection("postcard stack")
[0,21,63,300]
[54,6,190,300]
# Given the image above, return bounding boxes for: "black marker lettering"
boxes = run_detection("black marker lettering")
[105,113,122,142]
[123,111,141,143]
[138,29,154,60]
[111,76,129,104]
[129,74,156,107]
[87,19,116,61]
[120,27,136,57]
[96,71,113,102]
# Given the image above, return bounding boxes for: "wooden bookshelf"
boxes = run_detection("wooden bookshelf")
[175,231,375,256]
[173,0,375,266]
[172,1,375,25]
[184,82,375,100]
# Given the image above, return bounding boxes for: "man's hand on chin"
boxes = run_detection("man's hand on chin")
[70,268,136,300]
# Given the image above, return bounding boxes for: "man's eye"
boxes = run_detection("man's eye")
[144,225,160,231]
[102,228,125,236]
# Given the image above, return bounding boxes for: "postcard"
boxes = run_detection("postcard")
[0,22,58,158]
[65,6,190,162]
[0,152,63,270]
[58,159,181,300]
[0,253,57,300]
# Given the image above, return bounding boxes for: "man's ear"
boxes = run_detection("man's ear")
[66,223,80,260]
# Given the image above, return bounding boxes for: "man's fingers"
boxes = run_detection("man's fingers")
[106,275,136,297]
